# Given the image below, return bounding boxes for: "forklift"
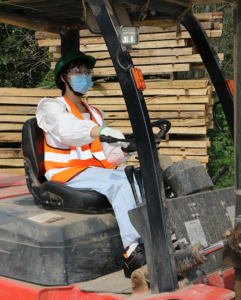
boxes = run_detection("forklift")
[0,0,240,299]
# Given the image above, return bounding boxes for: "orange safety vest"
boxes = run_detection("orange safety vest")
[44,96,116,183]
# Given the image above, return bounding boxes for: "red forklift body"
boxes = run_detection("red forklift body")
[0,276,235,300]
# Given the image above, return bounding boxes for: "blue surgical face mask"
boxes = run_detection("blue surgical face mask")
[68,75,93,94]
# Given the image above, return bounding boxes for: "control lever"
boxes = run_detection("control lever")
[212,164,229,185]
[99,135,133,143]
[134,167,146,202]
[124,166,140,206]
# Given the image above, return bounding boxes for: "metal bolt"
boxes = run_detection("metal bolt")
[203,278,208,285]
[58,203,61,206]
[196,213,200,218]
[225,212,229,217]
[192,203,196,207]
[46,201,49,204]
[196,270,202,277]
[239,243,241,248]
[192,214,196,218]
[226,230,231,236]
[150,10,156,15]
[31,183,35,187]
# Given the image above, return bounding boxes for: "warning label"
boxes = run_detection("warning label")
[28,213,62,224]
[185,219,208,247]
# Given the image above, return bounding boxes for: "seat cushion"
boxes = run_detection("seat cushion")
[43,180,112,212]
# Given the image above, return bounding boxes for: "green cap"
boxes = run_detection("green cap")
[54,49,96,89]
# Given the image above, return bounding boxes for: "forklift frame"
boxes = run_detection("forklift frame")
[0,0,239,298]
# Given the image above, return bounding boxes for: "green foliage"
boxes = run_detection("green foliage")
[37,69,55,89]
[207,100,234,190]
[0,23,52,88]
[191,3,235,189]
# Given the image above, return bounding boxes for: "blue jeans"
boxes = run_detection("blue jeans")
[64,167,141,248]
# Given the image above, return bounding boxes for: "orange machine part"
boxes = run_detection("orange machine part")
[227,79,234,96]
[132,68,146,91]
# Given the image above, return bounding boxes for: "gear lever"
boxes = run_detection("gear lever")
[134,167,146,203]
[125,166,140,206]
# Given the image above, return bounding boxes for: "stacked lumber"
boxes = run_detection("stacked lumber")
[0,77,212,174]
[0,12,223,175]
[36,12,223,78]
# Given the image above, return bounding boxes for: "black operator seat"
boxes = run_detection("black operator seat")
[22,118,112,213]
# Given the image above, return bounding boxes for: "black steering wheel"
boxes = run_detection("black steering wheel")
[99,119,171,153]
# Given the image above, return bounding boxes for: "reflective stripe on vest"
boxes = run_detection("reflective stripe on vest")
[44,96,115,182]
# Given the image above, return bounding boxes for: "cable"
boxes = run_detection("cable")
[117,45,131,70]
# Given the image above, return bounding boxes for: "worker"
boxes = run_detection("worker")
[36,49,146,278]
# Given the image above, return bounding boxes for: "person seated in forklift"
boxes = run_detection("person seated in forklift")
[36,49,146,278]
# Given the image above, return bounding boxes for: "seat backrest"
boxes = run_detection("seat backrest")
[22,118,46,184]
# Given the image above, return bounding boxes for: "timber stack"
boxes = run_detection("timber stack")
[0,12,223,175]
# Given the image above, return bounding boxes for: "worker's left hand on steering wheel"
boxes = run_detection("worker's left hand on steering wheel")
[100,127,129,148]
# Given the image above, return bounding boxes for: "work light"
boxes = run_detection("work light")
[119,26,139,45]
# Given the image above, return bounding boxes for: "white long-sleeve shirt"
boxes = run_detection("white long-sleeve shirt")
[36,97,129,166]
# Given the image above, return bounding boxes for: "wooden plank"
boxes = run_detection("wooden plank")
[128,155,209,163]
[49,46,61,53]
[168,127,207,135]
[92,54,224,68]
[0,173,26,188]
[159,139,208,148]
[35,31,60,39]
[0,159,24,167]
[0,132,22,142]
[0,124,23,131]
[53,47,194,59]
[192,0,225,6]
[119,161,208,169]
[85,88,209,97]
[170,156,209,163]
[0,88,60,97]
[0,168,25,176]
[51,63,191,75]
[91,79,209,90]
[0,110,206,120]
[0,149,23,159]
[78,30,212,45]
[210,30,223,38]
[34,22,217,39]
[104,111,206,119]
[87,96,210,105]
[0,11,63,34]
[193,12,223,21]
[95,104,205,111]
[159,148,207,155]
[213,12,224,19]
[0,106,37,115]
[0,185,29,200]
[138,21,220,32]
[110,127,207,135]
[104,119,206,127]
[0,97,42,105]
[0,115,34,123]
[40,39,187,50]
[190,63,205,70]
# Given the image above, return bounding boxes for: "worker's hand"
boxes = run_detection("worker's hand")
[100,127,129,148]
[124,151,138,157]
